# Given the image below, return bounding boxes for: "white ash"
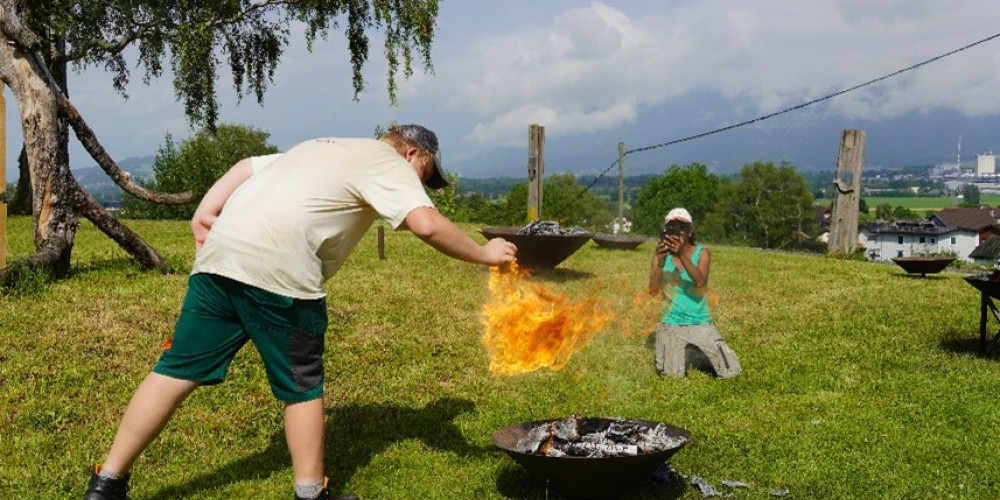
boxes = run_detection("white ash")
[690,476,721,497]
[514,415,688,458]
[517,220,589,236]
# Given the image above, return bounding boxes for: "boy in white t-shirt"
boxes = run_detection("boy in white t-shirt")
[83,124,517,500]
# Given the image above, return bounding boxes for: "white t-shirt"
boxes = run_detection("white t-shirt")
[191,138,436,299]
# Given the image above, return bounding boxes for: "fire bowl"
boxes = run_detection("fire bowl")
[891,256,954,277]
[591,233,649,250]
[965,273,1000,300]
[480,227,592,269]
[492,417,691,499]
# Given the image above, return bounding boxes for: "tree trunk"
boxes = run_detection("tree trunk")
[0,14,185,285]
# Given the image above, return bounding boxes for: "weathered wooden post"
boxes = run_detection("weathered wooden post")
[1,88,6,267]
[526,124,545,222]
[828,129,865,256]
[616,142,624,234]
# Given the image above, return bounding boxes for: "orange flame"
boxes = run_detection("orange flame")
[481,261,614,375]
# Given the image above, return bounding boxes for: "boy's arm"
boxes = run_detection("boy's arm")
[403,207,516,266]
[191,157,254,251]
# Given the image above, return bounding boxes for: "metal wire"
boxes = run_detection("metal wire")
[561,30,1000,214]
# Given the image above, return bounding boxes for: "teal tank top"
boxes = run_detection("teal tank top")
[660,245,711,325]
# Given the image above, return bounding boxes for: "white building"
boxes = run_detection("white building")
[977,154,996,176]
[863,220,978,262]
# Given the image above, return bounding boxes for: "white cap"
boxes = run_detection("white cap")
[665,208,692,224]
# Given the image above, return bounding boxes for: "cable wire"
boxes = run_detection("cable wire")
[561,30,1000,216]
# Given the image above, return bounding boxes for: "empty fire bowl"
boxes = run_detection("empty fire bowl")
[591,233,649,250]
[480,227,592,269]
[891,256,954,276]
[492,417,691,499]
[965,273,1000,300]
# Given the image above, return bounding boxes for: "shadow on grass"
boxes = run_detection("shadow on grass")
[146,397,485,499]
[524,268,595,283]
[939,334,1000,360]
[495,465,687,500]
[892,273,949,280]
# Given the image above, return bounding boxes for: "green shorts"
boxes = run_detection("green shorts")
[154,273,328,403]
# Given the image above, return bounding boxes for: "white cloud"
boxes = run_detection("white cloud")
[428,0,1000,150]
[9,0,1000,182]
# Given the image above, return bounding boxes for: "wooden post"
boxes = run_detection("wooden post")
[616,142,624,234]
[1,88,6,267]
[828,129,865,257]
[526,124,545,222]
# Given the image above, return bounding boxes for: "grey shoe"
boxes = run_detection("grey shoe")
[293,477,360,500]
[83,465,130,500]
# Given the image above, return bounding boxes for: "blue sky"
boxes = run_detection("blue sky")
[6,0,1000,183]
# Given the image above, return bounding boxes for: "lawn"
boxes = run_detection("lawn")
[816,195,1000,215]
[2,216,999,499]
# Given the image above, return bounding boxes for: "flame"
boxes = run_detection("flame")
[481,261,614,375]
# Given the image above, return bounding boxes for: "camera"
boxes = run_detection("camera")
[660,221,687,240]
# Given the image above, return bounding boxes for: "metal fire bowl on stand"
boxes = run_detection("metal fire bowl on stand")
[591,233,648,250]
[480,227,592,270]
[891,256,954,277]
[492,417,691,500]
[965,273,1000,299]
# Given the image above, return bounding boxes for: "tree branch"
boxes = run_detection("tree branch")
[61,0,295,62]
[0,0,41,49]
[25,49,193,204]
[69,183,173,272]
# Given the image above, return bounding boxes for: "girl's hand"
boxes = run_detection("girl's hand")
[663,235,684,255]
[654,238,671,260]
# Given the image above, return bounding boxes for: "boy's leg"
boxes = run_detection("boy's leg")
[285,398,325,484]
[101,373,199,475]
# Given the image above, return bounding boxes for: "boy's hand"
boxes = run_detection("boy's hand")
[191,213,218,252]
[484,238,518,265]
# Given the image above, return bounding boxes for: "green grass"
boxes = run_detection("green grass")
[3,216,999,499]
[817,195,1000,213]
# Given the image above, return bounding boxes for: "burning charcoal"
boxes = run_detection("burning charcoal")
[720,480,749,489]
[605,419,644,442]
[691,477,721,497]
[514,416,688,458]
[552,415,581,441]
[566,441,639,457]
[514,423,554,454]
[580,430,608,444]
[770,489,790,497]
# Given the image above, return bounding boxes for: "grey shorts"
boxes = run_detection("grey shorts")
[654,323,741,378]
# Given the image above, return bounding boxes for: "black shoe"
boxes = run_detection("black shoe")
[83,465,131,500]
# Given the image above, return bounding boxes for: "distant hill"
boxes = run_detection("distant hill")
[73,155,155,204]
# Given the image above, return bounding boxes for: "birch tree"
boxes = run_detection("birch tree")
[0,0,438,284]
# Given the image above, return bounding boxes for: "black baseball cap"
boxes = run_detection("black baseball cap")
[396,124,448,189]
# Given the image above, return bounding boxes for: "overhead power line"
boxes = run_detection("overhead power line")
[574,29,1000,197]
[624,30,1000,157]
